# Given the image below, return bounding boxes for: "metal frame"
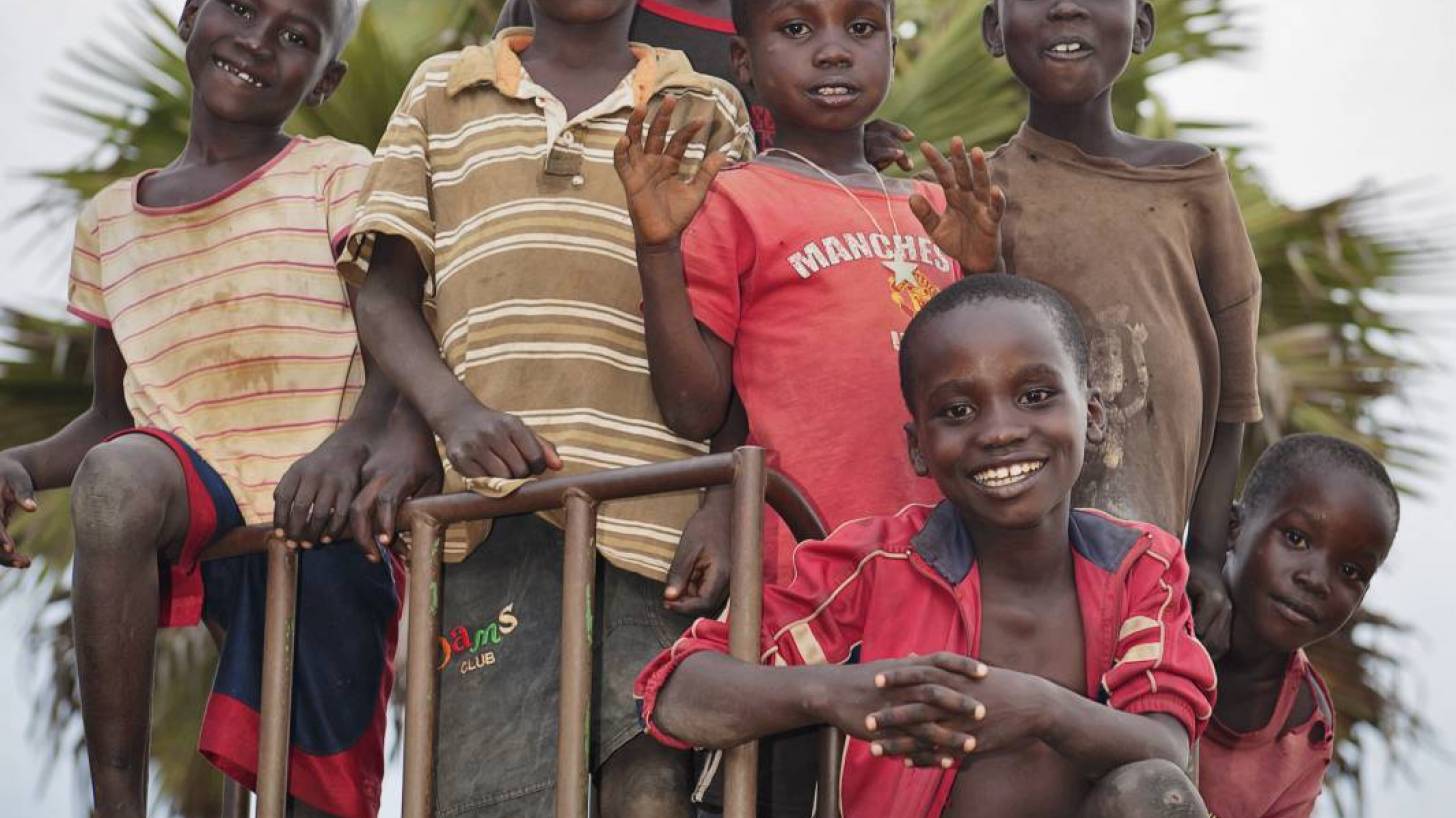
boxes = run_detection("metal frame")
[196,446,847,818]
[395,447,834,818]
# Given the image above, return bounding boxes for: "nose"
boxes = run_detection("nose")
[974,401,1030,451]
[812,33,854,69]
[1291,562,1331,600]
[1048,1,1090,21]
[235,18,271,57]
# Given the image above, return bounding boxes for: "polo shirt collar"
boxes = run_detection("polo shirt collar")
[445,26,712,104]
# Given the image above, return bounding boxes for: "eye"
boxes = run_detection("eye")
[939,402,974,422]
[226,1,252,18]
[1281,528,1308,549]
[1339,563,1370,584]
[281,29,308,47]
[782,21,811,38]
[848,20,879,37]
[1019,387,1056,406]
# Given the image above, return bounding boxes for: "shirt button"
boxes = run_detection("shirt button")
[571,174,585,187]
[560,132,575,146]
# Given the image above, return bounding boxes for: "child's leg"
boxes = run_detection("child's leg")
[70,435,191,818]
[597,733,691,818]
[1078,759,1208,818]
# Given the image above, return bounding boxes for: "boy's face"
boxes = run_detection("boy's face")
[1226,469,1396,653]
[983,0,1153,106]
[730,0,895,133]
[528,0,635,25]
[179,0,349,127]
[904,300,1103,533]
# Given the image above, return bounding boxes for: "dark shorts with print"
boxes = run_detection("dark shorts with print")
[433,512,693,818]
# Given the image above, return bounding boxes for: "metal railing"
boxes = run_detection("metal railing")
[200,446,845,818]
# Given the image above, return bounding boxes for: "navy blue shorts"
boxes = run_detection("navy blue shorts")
[114,428,402,818]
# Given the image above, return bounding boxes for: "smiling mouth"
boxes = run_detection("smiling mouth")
[1044,39,1093,59]
[971,459,1046,489]
[807,84,860,104]
[213,56,266,89]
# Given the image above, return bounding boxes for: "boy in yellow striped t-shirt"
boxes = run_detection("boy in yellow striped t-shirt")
[343,1,752,815]
[0,2,429,816]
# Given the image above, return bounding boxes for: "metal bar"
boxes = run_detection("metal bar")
[220,777,250,818]
[256,537,298,818]
[403,516,445,818]
[723,447,767,818]
[813,727,845,818]
[555,490,598,818]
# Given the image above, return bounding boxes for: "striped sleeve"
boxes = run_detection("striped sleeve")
[1102,533,1218,742]
[321,143,374,257]
[700,77,754,163]
[635,524,879,749]
[341,58,440,282]
[67,200,108,328]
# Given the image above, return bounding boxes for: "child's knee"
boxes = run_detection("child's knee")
[598,734,690,818]
[71,438,183,550]
[1083,759,1206,818]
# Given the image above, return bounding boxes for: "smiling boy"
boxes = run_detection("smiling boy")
[981,0,1264,657]
[1199,435,1399,818]
[635,275,1217,818]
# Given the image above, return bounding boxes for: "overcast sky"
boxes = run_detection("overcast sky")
[1,1,1452,816]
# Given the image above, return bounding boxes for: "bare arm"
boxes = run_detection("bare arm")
[0,328,131,562]
[1037,683,1191,777]
[636,244,735,439]
[353,235,559,479]
[1184,420,1246,658]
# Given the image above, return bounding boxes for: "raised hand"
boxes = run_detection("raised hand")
[0,455,36,569]
[865,118,915,172]
[910,138,1006,274]
[614,97,728,248]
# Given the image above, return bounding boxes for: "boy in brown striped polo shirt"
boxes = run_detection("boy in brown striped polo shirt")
[344,1,752,815]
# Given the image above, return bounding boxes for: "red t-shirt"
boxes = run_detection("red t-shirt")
[682,162,960,582]
[1199,651,1335,818]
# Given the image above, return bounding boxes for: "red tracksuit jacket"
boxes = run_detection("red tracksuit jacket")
[636,501,1218,818]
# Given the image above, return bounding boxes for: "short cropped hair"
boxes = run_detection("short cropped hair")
[731,0,896,36]
[1240,433,1400,526]
[898,274,1089,409]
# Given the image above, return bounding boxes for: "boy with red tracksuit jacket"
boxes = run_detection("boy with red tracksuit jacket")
[636,275,1218,818]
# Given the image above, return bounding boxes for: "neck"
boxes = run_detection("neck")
[768,121,874,177]
[964,502,1075,589]
[521,11,637,73]
[1220,616,1291,682]
[178,100,292,168]
[1025,90,1125,157]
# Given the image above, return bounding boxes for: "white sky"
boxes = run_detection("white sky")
[1,1,1452,816]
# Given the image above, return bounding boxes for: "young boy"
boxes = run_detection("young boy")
[495,0,917,164]
[616,0,1004,595]
[1199,435,1399,818]
[0,2,411,817]
[343,1,753,815]
[980,0,1263,655]
[635,275,1218,818]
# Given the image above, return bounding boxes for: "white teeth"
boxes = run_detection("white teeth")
[815,86,852,96]
[972,460,1045,488]
[1051,42,1085,53]
[214,58,264,88]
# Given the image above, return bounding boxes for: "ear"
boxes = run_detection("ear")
[905,422,929,477]
[1084,386,1106,447]
[1132,1,1156,55]
[1227,501,1242,548]
[981,2,1005,58]
[306,60,348,107]
[730,36,753,90]
[178,0,205,41]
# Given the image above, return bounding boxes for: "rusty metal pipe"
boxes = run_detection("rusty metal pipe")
[256,537,298,818]
[555,491,598,818]
[723,447,766,818]
[403,515,445,818]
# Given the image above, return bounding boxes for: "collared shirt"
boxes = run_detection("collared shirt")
[343,30,753,578]
[69,136,371,524]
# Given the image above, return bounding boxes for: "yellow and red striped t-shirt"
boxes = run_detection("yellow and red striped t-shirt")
[67,136,372,524]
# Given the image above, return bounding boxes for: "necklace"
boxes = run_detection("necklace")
[761,147,921,286]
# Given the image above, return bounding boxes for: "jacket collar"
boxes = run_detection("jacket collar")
[909,501,1142,584]
[445,27,715,105]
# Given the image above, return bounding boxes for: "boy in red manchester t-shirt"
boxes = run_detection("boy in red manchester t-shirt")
[614,0,1005,598]
[1199,435,1399,818]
